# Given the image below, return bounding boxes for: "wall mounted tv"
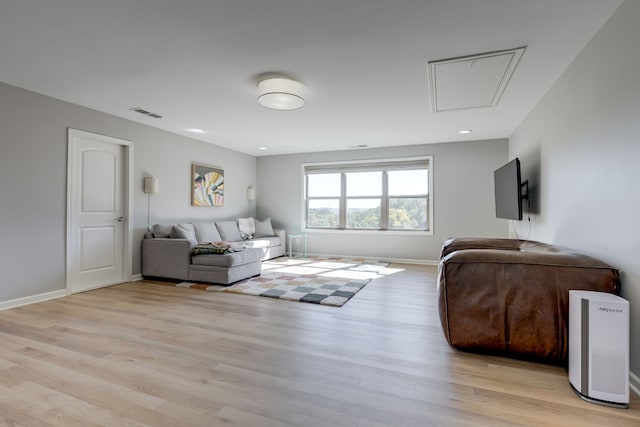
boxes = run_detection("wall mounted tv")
[494,158,528,221]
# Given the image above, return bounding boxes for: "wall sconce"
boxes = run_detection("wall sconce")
[247,186,256,201]
[143,176,159,231]
[144,176,159,194]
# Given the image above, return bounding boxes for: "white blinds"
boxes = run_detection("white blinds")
[304,157,430,174]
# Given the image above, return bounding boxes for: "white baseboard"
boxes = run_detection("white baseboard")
[375,256,439,266]
[0,289,67,312]
[390,258,438,266]
[301,252,439,266]
[0,275,142,312]
[631,371,640,397]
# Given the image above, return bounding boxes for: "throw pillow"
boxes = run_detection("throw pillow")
[254,217,275,237]
[193,221,222,243]
[152,224,172,238]
[170,223,198,246]
[215,220,243,242]
[238,217,255,240]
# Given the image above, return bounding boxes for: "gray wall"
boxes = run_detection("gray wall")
[509,0,640,379]
[256,139,509,262]
[0,82,255,302]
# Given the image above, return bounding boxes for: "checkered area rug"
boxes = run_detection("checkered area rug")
[177,257,388,307]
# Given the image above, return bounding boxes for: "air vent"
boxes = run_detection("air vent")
[130,107,163,119]
[428,47,525,112]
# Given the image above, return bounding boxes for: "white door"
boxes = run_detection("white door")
[67,129,129,294]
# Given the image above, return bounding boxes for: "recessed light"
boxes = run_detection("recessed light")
[185,128,205,134]
[459,130,472,134]
[259,147,268,150]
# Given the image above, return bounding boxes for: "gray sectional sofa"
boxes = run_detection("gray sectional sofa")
[142,218,285,284]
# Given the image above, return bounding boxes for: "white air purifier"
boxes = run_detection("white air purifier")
[568,290,629,408]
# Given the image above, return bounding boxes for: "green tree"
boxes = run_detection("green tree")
[347,207,380,228]
[308,208,338,227]
[389,198,427,229]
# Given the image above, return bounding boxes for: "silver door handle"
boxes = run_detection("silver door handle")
[116,216,125,222]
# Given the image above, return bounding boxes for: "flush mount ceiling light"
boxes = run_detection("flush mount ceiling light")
[257,77,306,110]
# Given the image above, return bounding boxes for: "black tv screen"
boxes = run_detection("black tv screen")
[494,158,523,220]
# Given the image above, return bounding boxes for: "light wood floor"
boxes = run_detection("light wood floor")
[0,263,638,426]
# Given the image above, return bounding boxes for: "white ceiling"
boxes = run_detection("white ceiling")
[0,0,623,156]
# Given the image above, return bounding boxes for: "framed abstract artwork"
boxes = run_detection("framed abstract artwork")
[191,163,224,207]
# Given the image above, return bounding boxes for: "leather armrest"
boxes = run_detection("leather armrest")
[440,237,527,258]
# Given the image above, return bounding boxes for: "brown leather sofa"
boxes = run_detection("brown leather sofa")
[437,238,620,364]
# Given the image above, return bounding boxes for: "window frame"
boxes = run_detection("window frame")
[302,156,434,235]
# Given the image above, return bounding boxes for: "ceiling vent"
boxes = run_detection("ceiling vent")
[428,47,525,112]
[130,107,163,119]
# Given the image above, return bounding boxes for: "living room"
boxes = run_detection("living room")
[1,0,639,424]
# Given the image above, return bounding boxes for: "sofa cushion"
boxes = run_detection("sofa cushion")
[242,237,280,249]
[238,217,255,240]
[152,224,172,238]
[193,221,222,243]
[254,217,275,237]
[191,248,264,267]
[170,223,197,246]
[216,220,243,242]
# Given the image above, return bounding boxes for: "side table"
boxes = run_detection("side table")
[288,233,308,258]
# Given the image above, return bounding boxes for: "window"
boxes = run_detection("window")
[306,174,340,228]
[303,156,433,233]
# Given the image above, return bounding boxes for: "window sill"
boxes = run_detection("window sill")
[303,228,433,236]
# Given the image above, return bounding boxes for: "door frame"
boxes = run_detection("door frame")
[66,128,134,295]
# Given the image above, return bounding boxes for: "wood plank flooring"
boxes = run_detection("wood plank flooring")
[0,263,638,426]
